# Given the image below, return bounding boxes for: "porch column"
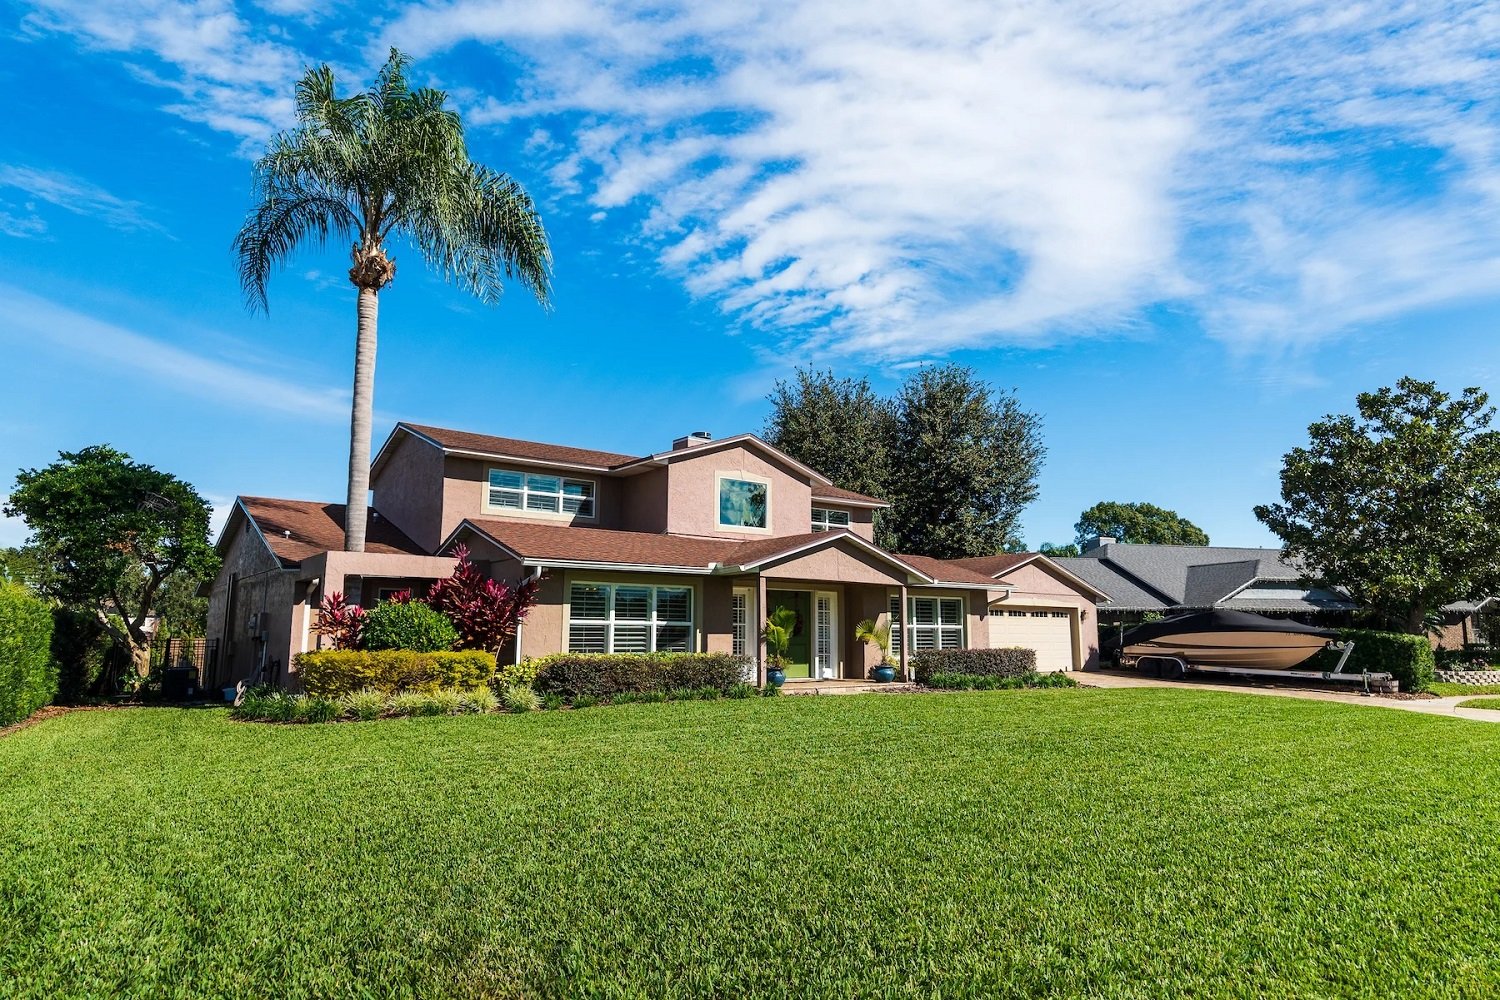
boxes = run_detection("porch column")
[898,583,909,682]
[757,574,768,686]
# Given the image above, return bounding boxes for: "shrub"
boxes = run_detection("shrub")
[424,689,465,716]
[572,694,599,709]
[503,685,541,713]
[459,688,499,714]
[760,684,781,697]
[422,544,542,652]
[927,670,1079,691]
[295,649,496,697]
[725,683,756,700]
[540,692,565,711]
[360,601,458,653]
[0,583,57,727]
[495,658,538,691]
[310,592,365,650]
[296,696,340,724]
[911,647,1037,683]
[531,652,750,699]
[387,691,432,718]
[49,608,116,704]
[341,688,386,721]
[1304,629,1436,692]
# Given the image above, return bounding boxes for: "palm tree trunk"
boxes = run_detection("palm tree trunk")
[345,286,379,552]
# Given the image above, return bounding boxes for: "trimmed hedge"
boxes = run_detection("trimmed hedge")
[294,649,496,697]
[360,602,458,653]
[531,652,751,699]
[911,647,1036,684]
[927,671,1078,690]
[0,583,57,727]
[1304,628,1435,692]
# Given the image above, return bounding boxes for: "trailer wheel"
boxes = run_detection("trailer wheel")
[1139,657,1160,678]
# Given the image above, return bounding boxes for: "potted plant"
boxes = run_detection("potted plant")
[762,606,797,687]
[855,617,899,682]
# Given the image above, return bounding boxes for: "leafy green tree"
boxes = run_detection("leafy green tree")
[1039,542,1081,558]
[235,50,552,553]
[0,545,55,591]
[763,368,895,502]
[884,365,1045,559]
[1255,378,1500,633]
[1074,501,1209,548]
[153,569,212,639]
[4,446,219,676]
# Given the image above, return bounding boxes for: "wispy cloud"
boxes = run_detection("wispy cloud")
[19,0,1500,360]
[384,0,1500,357]
[0,284,350,420]
[20,0,304,144]
[0,165,165,235]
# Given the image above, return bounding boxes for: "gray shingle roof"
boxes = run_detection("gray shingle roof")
[1062,542,1355,613]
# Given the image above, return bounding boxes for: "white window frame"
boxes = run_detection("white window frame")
[905,596,966,651]
[485,466,597,520]
[567,582,695,654]
[814,591,838,679]
[715,472,772,533]
[811,507,852,532]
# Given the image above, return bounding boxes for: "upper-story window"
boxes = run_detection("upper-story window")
[718,475,769,530]
[487,468,596,517]
[811,507,851,532]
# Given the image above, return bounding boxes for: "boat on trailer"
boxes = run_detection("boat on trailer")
[1120,609,1390,690]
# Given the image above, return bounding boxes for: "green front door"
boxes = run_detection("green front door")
[768,591,812,678]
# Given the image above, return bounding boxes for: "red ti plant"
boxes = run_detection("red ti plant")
[424,544,542,654]
[311,591,366,650]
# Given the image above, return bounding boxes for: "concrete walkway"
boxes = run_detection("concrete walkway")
[1078,669,1500,724]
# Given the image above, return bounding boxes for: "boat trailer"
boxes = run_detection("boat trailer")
[1130,642,1398,694]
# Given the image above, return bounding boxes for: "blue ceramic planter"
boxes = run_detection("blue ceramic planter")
[767,668,787,687]
[873,665,897,683]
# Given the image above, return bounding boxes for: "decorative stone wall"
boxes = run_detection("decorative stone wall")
[1435,669,1500,686]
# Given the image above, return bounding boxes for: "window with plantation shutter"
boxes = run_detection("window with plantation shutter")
[488,467,596,517]
[908,596,964,650]
[567,583,694,653]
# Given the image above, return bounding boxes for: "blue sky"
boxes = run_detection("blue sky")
[2,0,1499,551]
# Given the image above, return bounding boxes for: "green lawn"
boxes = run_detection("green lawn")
[3,690,1500,998]
[1457,697,1500,711]
[1432,681,1500,697]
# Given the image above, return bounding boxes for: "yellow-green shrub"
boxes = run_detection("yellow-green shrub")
[294,649,496,697]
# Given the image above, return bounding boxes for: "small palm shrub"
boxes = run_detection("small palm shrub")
[425,689,464,716]
[360,601,459,653]
[540,693,565,711]
[726,683,756,700]
[572,694,599,709]
[503,685,541,713]
[342,688,386,721]
[296,696,340,723]
[387,691,432,718]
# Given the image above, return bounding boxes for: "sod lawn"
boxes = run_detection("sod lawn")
[3,688,1499,998]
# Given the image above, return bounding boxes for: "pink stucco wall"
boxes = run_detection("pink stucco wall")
[660,443,814,539]
[990,561,1101,669]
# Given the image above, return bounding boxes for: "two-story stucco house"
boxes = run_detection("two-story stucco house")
[205,423,1106,690]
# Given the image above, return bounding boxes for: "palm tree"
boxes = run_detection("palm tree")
[235,49,552,551]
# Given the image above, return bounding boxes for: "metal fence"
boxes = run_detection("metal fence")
[149,637,219,684]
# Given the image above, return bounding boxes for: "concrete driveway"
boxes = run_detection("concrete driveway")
[1078,669,1500,724]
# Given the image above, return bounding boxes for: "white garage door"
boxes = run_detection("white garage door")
[990,608,1076,672]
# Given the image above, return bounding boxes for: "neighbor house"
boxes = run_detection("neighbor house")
[205,423,1104,690]
[1055,537,1491,652]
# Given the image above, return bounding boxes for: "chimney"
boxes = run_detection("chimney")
[672,431,713,450]
[1085,535,1116,552]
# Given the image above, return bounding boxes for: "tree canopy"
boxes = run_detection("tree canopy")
[1255,378,1500,633]
[5,446,219,669]
[766,364,1045,558]
[1074,501,1209,548]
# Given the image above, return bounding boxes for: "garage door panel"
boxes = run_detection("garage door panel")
[989,608,1075,671]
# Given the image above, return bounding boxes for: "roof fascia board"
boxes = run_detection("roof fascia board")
[523,558,717,575]
[611,433,832,485]
[731,532,936,583]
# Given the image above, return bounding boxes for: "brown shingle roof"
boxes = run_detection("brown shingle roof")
[240,497,428,566]
[459,521,925,578]
[897,555,1006,587]
[810,483,888,506]
[462,519,738,568]
[402,423,639,469]
[950,553,1038,578]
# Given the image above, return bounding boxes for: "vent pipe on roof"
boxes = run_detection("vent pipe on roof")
[673,431,713,450]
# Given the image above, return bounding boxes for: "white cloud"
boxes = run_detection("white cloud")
[21,0,303,144]
[384,0,1500,357]
[21,0,1500,359]
[0,165,164,235]
[0,284,350,420]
